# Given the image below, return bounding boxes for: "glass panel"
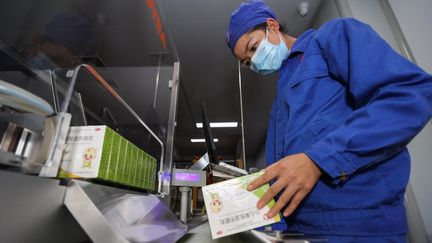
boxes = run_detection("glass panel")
[0,0,177,67]
[0,0,179,189]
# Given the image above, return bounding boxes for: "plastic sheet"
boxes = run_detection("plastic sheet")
[100,194,188,243]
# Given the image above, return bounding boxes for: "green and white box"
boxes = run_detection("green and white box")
[202,172,281,239]
[58,125,157,190]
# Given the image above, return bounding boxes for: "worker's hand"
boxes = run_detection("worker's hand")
[247,153,321,218]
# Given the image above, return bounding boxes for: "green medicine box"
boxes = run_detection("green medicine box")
[58,125,157,191]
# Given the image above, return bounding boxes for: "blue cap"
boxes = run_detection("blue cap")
[226,0,277,52]
[44,13,97,55]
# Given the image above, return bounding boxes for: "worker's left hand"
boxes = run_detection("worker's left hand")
[247,153,321,218]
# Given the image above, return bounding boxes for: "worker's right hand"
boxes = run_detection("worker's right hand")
[247,153,321,218]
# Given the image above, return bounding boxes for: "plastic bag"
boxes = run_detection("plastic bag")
[99,194,188,243]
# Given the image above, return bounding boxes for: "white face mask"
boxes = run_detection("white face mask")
[250,29,290,75]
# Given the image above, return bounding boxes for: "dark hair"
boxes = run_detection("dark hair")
[250,22,286,33]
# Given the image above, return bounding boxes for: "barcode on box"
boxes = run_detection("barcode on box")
[219,209,260,225]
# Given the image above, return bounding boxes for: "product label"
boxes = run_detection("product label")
[60,126,105,178]
[202,172,281,239]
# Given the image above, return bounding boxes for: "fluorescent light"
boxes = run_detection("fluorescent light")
[191,138,219,143]
[196,122,238,128]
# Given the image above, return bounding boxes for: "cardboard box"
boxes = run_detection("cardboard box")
[202,172,281,239]
[58,125,156,190]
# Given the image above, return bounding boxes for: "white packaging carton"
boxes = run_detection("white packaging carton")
[202,172,281,239]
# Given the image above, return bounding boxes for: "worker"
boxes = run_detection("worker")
[23,13,96,69]
[226,1,432,242]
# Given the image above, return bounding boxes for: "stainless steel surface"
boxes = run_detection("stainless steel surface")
[180,186,191,222]
[0,150,25,167]
[44,64,81,174]
[0,122,25,167]
[186,215,209,230]
[153,54,162,109]
[159,61,180,196]
[64,180,128,243]
[179,221,321,243]
[18,128,40,168]
[237,60,247,170]
[0,113,56,173]
[48,70,59,113]
[179,221,262,243]
[251,230,329,243]
[212,162,248,177]
[0,113,46,132]
[75,92,87,126]
[0,170,88,243]
[0,122,18,150]
[250,230,273,243]
[189,152,210,171]
[40,113,71,176]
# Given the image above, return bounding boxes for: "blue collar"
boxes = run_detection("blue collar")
[280,29,315,70]
[289,29,315,55]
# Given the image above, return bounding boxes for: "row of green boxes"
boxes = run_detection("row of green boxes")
[58,125,157,191]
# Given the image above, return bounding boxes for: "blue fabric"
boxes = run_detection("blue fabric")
[226,0,277,52]
[323,234,407,243]
[265,18,432,236]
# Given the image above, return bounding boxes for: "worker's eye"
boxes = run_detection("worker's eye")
[251,43,258,52]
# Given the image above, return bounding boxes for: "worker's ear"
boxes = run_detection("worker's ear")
[265,18,280,31]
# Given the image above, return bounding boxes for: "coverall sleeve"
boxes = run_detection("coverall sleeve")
[304,18,432,184]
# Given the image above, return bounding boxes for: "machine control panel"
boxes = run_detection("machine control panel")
[171,169,206,187]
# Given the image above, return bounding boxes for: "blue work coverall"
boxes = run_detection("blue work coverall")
[265,18,432,241]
